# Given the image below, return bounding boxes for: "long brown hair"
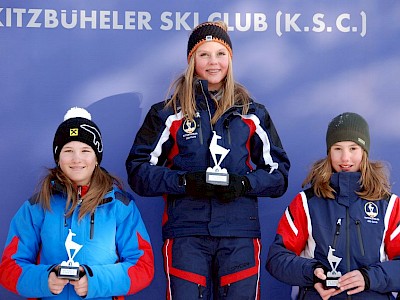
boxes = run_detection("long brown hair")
[165,21,251,124]
[302,150,391,200]
[33,166,122,220]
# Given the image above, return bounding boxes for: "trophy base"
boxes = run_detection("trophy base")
[206,168,229,186]
[325,271,341,289]
[58,265,80,281]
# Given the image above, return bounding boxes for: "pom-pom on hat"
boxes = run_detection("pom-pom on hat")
[187,21,232,62]
[326,112,370,154]
[53,107,103,164]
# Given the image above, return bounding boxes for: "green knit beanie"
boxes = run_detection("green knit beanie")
[326,112,370,154]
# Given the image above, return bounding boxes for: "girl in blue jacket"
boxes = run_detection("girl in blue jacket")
[266,112,400,299]
[0,107,154,299]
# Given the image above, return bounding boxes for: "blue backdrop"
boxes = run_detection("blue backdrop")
[1,0,399,299]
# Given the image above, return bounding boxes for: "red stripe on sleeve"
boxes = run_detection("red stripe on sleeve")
[0,236,23,294]
[127,232,154,294]
[277,193,309,256]
[385,195,400,260]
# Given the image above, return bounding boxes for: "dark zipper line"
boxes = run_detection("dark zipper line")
[90,213,95,239]
[346,208,351,300]
[355,220,365,256]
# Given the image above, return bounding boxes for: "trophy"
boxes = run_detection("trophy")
[58,229,83,280]
[325,245,342,288]
[206,131,230,186]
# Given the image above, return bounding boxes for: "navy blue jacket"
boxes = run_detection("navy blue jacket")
[266,172,400,299]
[126,80,290,239]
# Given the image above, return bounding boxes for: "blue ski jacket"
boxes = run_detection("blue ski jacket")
[0,182,154,299]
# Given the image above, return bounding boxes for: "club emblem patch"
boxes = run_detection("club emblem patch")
[183,119,196,134]
[364,202,379,224]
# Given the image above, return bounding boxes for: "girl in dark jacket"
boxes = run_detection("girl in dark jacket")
[267,112,400,300]
[126,21,290,300]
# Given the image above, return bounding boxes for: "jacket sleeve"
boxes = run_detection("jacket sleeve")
[126,103,186,196]
[85,192,154,298]
[364,194,400,293]
[0,200,54,298]
[245,104,290,198]
[266,192,320,287]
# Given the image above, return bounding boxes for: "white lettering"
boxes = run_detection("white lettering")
[336,13,351,33]
[254,13,268,31]
[80,10,96,29]
[61,10,78,29]
[285,13,301,32]
[27,9,41,28]
[312,13,325,32]
[99,10,110,29]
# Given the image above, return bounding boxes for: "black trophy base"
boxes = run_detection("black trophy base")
[206,171,229,186]
[58,265,80,281]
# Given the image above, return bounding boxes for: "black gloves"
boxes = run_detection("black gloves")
[312,263,328,285]
[215,174,250,203]
[358,267,370,291]
[182,172,216,198]
[180,172,251,202]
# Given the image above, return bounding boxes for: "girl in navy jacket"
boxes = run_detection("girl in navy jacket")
[267,112,400,299]
[127,21,290,300]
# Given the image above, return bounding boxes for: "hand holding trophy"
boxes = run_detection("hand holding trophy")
[206,131,230,186]
[58,229,83,281]
[325,245,342,288]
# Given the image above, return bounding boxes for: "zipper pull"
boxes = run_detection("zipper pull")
[198,284,204,298]
[223,284,230,297]
[335,218,341,235]
[332,218,342,248]
[77,186,82,204]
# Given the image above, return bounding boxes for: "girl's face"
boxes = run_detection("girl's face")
[59,141,97,186]
[194,41,230,91]
[330,141,363,173]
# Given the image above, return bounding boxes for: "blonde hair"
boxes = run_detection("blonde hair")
[33,166,122,220]
[302,151,391,200]
[165,21,251,124]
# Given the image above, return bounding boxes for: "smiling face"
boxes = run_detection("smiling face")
[329,141,363,173]
[59,141,97,186]
[194,41,230,91]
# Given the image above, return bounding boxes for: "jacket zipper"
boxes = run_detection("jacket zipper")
[196,116,204,145]
[224,118,231,145]
[90,213,95,239]
[346,208,351,300]
[355,220,365,256]
[332,218,342,248]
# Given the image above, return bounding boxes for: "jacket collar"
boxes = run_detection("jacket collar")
[330,172,362,207]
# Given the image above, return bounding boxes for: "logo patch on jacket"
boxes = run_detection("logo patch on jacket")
[364,202,379,223]
[183,118,196,134]
[182,118,198,140]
